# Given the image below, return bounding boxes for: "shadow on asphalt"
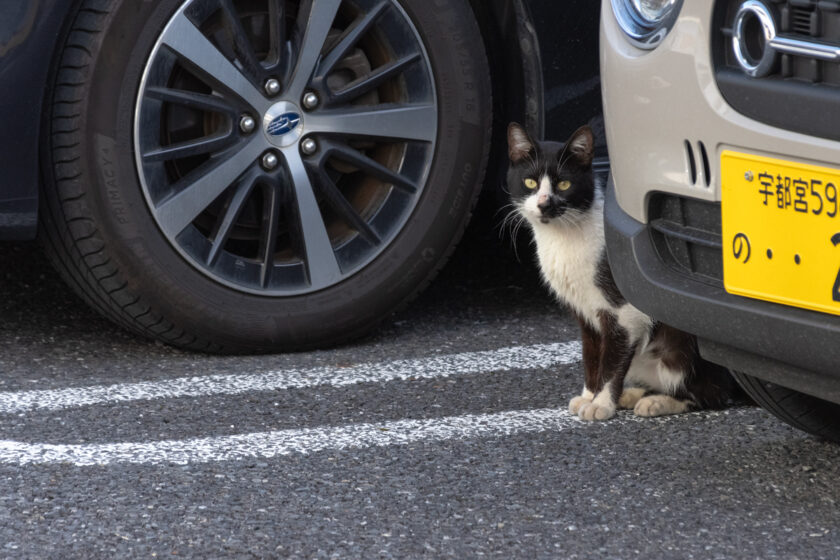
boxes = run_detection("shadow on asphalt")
[0,204,553,365]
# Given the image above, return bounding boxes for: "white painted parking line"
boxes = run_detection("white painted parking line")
[0,342,581,414]
[0,407,581,466]
[0,407,755,467]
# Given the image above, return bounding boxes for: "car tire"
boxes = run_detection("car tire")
[39,0,491,352]
[731,370,840,442]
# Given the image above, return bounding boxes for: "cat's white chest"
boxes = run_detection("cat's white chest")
[531,212,611,328]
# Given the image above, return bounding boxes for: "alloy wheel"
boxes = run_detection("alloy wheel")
[134,0,437,295]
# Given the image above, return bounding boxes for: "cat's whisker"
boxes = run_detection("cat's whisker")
[510,216,531,262]
[493,202,517,220]
[556,153,572,176]
[495,205,518,233]
[510,213,528,241]
[509,225,522,261]
[556,143,572,168]
[492,202,529,262]
[497,179,513,197]
[569,213,587,233]
[495,205,530,264]
[511,213,526,237]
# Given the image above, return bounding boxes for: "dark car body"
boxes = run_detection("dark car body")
[0,0,71,239]
[0,0,605,240]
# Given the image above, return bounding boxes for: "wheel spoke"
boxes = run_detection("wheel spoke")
[154,137,265,238]
[329,53,421,105]
[206,170,260,266]
[267,0,287,69]
[160,9,269,113]
[280,148,342,288]
[145,87,236,116]
[142,131,237,163]
[218,0,265,82]
[307,162,381,246]
[306,104,437,142]
[286,0,342,98]
[258,184,282,288]
[318,2,387,78]
[325,141,417,194]
[136,0,438,295]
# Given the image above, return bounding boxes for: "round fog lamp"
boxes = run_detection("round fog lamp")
[632,0,677,23]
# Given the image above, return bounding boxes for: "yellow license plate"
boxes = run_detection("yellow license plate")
[722,150,840,316]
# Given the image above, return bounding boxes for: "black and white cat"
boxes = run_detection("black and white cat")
[506,122,739,421]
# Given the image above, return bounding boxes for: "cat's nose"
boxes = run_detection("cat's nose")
[537,194,551,213]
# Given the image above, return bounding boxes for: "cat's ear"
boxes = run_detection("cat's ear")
[507,123,536,164]
[564,125,594,168]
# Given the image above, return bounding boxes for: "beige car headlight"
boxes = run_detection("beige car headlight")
[611,0,682,49]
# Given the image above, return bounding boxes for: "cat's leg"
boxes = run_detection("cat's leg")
[634,394,694,417]
[578,312,636,422]
[569,316,601,414]
[632,330,696,417]
[618,346,656,408]
[669,330,741,411]
[618,387,646,409]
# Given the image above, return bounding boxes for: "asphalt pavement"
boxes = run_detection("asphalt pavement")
[1,223,840,559]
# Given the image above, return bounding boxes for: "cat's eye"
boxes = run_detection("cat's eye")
[524,178,538,190]
[557,180,571,191]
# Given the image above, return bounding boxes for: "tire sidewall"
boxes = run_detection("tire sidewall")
[73,0,491,349]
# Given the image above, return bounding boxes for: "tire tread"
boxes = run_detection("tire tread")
[38,0,232,352]
[39,0,492,354]
[733,371,840,442]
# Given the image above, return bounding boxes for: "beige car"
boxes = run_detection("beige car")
[601,0,840,440]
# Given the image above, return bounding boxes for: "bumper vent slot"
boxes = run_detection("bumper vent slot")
[684,140,697,185]
[684,140,711,187]
[648,194,723,284]
[699,141,711,187]
[789,6,817,35]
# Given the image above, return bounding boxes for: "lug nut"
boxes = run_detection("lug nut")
[239,115,256,134]
[262,151,279,170]
[264,78,281,96]
[301,138,318,155]
[302,92,320,110]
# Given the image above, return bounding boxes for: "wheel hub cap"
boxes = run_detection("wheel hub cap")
[263,101,303,148]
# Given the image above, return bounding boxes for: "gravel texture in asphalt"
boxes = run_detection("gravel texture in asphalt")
[2,226,839,559]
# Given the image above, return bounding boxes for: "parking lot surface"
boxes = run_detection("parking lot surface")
[2,229,840,559]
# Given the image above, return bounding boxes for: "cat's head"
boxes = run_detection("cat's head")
[506,123,595,226]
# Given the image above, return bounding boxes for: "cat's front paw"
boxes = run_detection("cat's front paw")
[577,402,616,421]
[634,395,690,417]
[618,387,646,409]
[569,395,592,414]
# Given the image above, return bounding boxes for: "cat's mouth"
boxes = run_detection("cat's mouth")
[538,206,566,223]
[519,198,566,224]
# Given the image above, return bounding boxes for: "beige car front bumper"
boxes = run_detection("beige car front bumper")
[599,0,840,395]
[601,0,840,224]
